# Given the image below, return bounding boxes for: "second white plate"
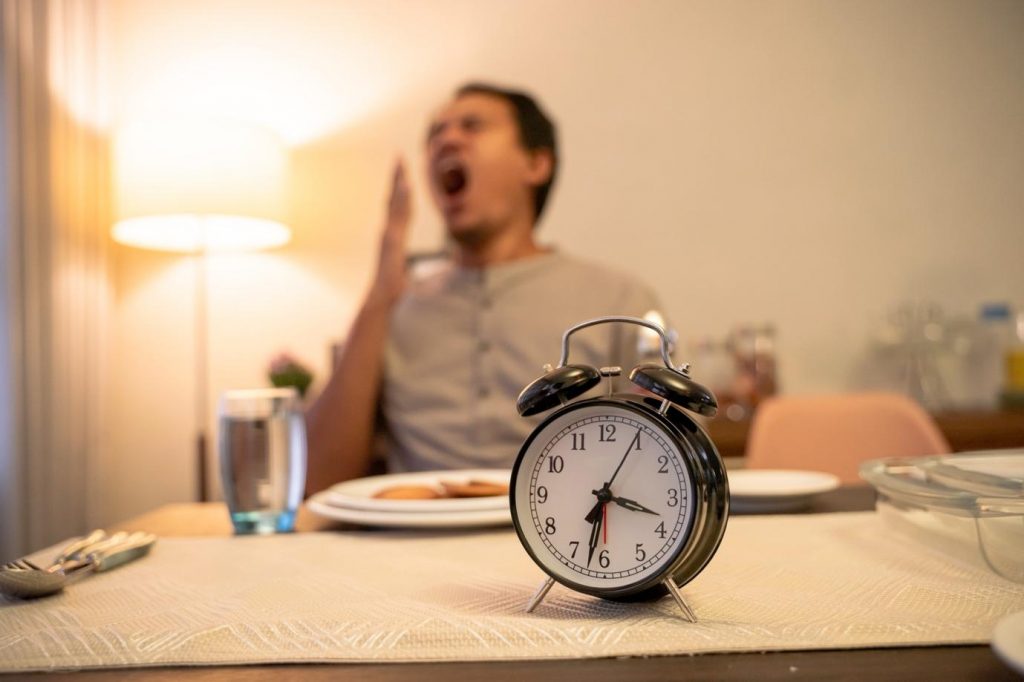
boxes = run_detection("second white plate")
[728,469,841,514]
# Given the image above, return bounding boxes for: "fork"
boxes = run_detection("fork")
[27,528,109,572]
[0,530,156,599]
[0,528,108,576]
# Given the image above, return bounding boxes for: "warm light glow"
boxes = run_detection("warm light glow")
[112,215,291,253]
[118,46,387,145]
[112,0,409,147]
[113,119,290,253]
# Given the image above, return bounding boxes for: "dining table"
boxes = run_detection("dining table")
[7,486,1021,681]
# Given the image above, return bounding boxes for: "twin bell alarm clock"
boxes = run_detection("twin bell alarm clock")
[509,316,729,621]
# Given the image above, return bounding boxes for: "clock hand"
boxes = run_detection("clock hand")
[608,494,659,516]
[603,428,641,490]
[591,489,658,514]
[587,502,604,567]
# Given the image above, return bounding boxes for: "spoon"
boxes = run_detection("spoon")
[0,529,109,595]
[0,531,157,599]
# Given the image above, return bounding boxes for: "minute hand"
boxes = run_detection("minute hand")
[586,502,604,567]
[604,429,641,489]
[608,495,659,515]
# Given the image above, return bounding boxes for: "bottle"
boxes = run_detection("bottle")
[1002,311,1024,410]
[753,324,778,403]
[974,303,1015,410]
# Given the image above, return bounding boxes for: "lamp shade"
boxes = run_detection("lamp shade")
[112,119,290,252]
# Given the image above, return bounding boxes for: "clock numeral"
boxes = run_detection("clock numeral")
[599,424,617,442]
[635,543,646,562]
[536,486,548,503]
[655,521,667,539]
[571,432,586,451]
[657,454,669,474]
[544,517,557,535]
[667,488,679,507]
[599,549,610,568]
[569,541,580,559]
[629,430,642,451]
[547,455,564,473]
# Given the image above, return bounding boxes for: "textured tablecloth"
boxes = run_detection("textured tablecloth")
[1,512,1022,672]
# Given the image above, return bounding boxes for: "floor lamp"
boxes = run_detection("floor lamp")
[111,120,291,501]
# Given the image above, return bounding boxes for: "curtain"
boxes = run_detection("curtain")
[0,0,112,559]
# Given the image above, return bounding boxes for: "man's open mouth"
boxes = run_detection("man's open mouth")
[437,158,468,196]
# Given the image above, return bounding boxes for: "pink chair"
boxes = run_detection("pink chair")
[744,392,951,484]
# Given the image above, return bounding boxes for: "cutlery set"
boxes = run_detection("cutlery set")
[0,529,156,599]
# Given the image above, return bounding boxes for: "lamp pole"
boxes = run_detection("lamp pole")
[194,228,210,502]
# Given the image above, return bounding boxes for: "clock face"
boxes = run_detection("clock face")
[511,400,697,595]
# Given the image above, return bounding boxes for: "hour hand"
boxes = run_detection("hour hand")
[609,495,659,515]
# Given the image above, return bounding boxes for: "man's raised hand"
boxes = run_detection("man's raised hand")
[372,159,412,304]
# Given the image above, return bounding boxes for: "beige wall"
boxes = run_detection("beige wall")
[100,0,1024,523]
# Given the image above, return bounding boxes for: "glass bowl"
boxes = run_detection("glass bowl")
[860,450,1024,583]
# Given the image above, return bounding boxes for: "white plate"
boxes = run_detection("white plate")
[321,469,510,513]
[993,610,1024,675]
[308,490,512,528]
[728,469,841,514]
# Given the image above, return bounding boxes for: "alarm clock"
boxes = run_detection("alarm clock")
[510,316,729,621]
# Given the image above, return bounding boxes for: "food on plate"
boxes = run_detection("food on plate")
[440,479,510,498]
[372,485,444,500]
[370,478,509,500]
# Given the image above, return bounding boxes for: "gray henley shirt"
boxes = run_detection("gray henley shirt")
[383,250,662,472]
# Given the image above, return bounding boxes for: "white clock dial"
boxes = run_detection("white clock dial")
[512,402,697,593]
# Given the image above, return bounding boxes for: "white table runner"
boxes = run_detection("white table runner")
[1,512,1022,672]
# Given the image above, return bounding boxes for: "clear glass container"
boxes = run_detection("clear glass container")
[218,387,307,534]
[860,451,1024,583]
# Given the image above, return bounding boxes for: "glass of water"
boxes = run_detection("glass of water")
[218,387,306,534]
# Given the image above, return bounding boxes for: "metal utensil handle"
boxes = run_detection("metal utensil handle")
[558,315,674,369]
[56,531,131,575]
[55,529,107,564]
[82,531,129,556]
[89,532,157,572]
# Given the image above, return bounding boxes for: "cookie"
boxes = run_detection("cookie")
[440,480,509,498]
[372,485,444,500]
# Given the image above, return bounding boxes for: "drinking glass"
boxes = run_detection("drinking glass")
[218,387,306,534]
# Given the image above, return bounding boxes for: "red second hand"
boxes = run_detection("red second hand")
[603,503,608,544]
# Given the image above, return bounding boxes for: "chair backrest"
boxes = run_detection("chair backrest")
[744,392,951,484]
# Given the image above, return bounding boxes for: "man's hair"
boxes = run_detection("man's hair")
[455,82,559,222]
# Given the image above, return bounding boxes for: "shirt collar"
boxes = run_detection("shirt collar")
[451,248,562,289]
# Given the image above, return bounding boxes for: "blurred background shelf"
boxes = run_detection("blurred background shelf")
[708,409,1024,460]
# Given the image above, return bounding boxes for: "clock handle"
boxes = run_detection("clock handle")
[556,316,718,418]
[517,316,674,417]
[518,315,717,418]
[557,316,678,371]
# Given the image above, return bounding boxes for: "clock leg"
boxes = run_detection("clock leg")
[663,577,697,622]
[525,576,556,613]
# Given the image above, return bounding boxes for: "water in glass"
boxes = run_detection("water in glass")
[218,388,306,534]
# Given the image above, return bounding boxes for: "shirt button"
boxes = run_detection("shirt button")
[478,385,490,399]
[478,340,491,353]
